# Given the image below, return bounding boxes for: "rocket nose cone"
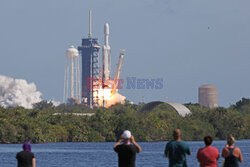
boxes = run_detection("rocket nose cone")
[105,23,109,35]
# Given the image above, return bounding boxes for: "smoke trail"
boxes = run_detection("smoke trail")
[0,75,42,109]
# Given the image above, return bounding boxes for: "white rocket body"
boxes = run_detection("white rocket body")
[102,23,111,85]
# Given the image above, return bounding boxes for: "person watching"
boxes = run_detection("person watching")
[222,135,243,167]
[164,129,191,167]
[16,141,36,167]
[113,130,142,167]
[197,136,219,167]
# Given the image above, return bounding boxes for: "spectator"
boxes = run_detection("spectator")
[197,136,219,167]
[164,129,190,167]
[222,135,243,167]
[16,141,36,167]
[114,130,142,167]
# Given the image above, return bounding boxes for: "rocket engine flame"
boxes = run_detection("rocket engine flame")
[106,92,126,107]
[92,79,126,108]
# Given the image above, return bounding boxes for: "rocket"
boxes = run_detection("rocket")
[102,23,111,86]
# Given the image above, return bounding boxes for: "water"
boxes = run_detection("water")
[0,140,249,167]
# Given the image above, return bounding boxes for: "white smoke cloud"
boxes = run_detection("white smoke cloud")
[0,75,42,109]
[49,99,60,107]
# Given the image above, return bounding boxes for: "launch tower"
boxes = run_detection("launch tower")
[78,10,100,107]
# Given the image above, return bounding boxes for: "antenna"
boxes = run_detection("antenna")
[88,10,92,38]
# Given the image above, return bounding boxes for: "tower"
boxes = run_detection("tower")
[63,45,81,103]
[78,10,100,107]
[199,84,218,108]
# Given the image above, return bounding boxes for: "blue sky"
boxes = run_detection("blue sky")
[0,0,249,107]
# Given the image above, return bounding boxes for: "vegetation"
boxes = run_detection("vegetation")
[0,98,249,143]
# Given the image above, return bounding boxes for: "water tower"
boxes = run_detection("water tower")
[199,84,218,108]
[63,45,81,103]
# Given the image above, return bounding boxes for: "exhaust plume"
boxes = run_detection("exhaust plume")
[105,92,126,108]
[0,75,42,109]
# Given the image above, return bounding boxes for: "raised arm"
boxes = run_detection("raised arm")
[222,147,229,158]
[113,138,123,150]
[131,136,142,152]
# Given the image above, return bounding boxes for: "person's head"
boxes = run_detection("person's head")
[173,129,182,140]
[204,136,213,146]
[227,135,235,146]
[22,141,31,152]
[122,130,131,143]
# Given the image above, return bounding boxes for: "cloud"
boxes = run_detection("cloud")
[0,75,42,109]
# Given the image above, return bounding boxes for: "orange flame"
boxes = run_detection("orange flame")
[92,80,126,107]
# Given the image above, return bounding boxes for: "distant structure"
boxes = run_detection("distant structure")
[102,23,111,86]
[111,49,125,95]
[63,45,81,103]
[166,102,191,117]
[139,101,191,117]
[64,10,126,107]
[199,84,218,108]
[78,10,101,107]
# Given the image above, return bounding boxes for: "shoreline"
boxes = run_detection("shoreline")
[1,139,250,144]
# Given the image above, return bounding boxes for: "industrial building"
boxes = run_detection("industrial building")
[78,10,101,107]
[199,84,218,108]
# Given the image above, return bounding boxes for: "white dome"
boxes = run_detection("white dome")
[66,45,79,58]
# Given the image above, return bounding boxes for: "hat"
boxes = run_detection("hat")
[122,130,132,139]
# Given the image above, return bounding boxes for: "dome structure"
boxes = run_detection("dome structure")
[139,101,191,117]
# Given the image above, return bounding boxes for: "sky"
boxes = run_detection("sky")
[0,0,249,107]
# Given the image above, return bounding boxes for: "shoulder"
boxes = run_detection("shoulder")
[180,141,190,147]
[234,147,240,151]
[23,151,35,157]
[131,145,139,152]
[197,148,203,156]
[114,144,122,152]
[198,147,205,153]
[30,152,35,157]
[166,140,175,148]
[233,147,241,153]
[210,146,219,154]
[16,151,24,155]
[16,151,21,158]
[182,141,188,144]
[197,148,205,158]
[166,140,175,145]
[210,146,219,151]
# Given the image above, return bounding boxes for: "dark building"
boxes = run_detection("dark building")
[78,10,100,107]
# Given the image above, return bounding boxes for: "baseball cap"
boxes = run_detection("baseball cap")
[122,130,132,139]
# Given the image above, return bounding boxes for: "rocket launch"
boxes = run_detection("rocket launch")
[100,22,126,107]
[102,23,111,86]
[74,10,126,107]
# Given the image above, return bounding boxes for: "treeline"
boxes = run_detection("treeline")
[0,98,249,143]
